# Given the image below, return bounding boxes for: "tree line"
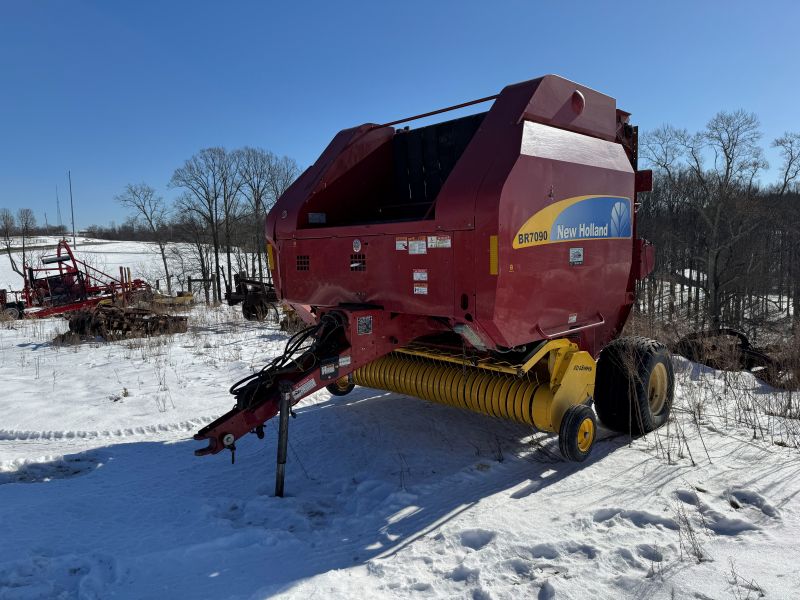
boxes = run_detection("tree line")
[0,207,46,279]
[114,146,298,300]
[4,113,797,342]
[638,110,800,340]
[1,146,299,301]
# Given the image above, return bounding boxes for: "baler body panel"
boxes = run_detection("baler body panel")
[195,74,663,465]
[278,234,456,316]
[266,75,642,357]
[478,121,635,351]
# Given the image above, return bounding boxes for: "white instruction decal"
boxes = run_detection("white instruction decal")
[427,234,451,249]
[569,247,584,266]
[320,363,336,378]
[292,376,316,400]
[413,269,428,282]
[408,236,427,255]
[339,355,351,367]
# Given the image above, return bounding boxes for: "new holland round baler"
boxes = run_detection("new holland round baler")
[195,75,674,493]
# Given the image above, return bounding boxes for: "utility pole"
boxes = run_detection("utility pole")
[68,170,76,248]
[56,185,63,229]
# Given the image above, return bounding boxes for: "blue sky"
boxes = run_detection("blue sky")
[1,0,798,228]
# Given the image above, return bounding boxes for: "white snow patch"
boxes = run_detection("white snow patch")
[0,305,799,598]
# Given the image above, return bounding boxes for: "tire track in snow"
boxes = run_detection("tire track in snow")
[0,417,214,442]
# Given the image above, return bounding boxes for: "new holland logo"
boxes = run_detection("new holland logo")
[514,195,632,249]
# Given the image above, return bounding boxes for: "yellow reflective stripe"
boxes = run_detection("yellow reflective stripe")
[489,235,498,275]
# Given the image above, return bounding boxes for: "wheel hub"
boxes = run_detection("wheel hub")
[648,362,668,414]
[577,417,595,453]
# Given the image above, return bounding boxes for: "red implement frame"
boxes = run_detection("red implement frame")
[22,240,149,318]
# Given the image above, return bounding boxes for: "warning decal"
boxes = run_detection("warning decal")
[413,283,428,295]
[292,376,316,399]
[408,237,427,255]
[413,269,428,282]
[427,234,452,249]
[395,236,408,251]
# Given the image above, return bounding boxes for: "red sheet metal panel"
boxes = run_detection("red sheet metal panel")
[266,74,649,358]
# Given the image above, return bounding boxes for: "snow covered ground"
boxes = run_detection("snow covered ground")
[1,305,799,599]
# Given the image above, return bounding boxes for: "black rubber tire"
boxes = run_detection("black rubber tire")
[243,298,279,323]
[242,301,264,321]
[594,336,674,435]
[326,376,355,397]
[558,404,597,462]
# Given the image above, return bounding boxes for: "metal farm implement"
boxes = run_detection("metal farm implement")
[195,74,677,496]
[19,240,149,318]
[2,239,187,339]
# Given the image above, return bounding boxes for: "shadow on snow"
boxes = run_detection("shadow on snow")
[0,387,624,599]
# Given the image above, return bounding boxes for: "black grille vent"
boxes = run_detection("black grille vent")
[296,255,310,271]
[350,254,366,272]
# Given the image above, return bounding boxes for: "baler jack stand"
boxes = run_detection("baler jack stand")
[275,383,292,497]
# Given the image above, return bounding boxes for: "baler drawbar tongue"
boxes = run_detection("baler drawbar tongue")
[193,312,352,491]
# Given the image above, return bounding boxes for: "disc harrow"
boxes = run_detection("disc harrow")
[64,305,188,341]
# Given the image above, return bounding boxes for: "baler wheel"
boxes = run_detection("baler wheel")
[558,405,596,462]
[594,337,674,435]
[326,375,355,397]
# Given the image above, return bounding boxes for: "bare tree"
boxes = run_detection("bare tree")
[170,148,225,302]
[238,147,273,279]
[173,206,214,304]
[773,132,800,330]
[116,183,173,294]
[17,208,36,278]
[220,149,244,293]
[643,110,768,329]
[267,154,300,209]
[0,208,23,278]
[773,132,800,196]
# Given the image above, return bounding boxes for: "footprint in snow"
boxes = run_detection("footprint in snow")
[449,564,480,583]
[459,529,496,550]
[613,547,645,571]
[472,588,492,600]
[0,552,117,598]
[538,580,556,600]
[504,558,532,577]
[563,542,598,559]
[636,543,663,562]
[727,487,778,518]
[703,510,759,536]
[593,508,679,531]
[0,455,101,485]
[674,488,702,506]
[674,488,763,535]
[530,543,560,560]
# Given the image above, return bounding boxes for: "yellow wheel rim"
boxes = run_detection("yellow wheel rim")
[335,376,351,392]
[577,417,595,453]
[648,362,668,414]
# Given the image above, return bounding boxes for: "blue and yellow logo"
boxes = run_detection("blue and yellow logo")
[513,195,631,249]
